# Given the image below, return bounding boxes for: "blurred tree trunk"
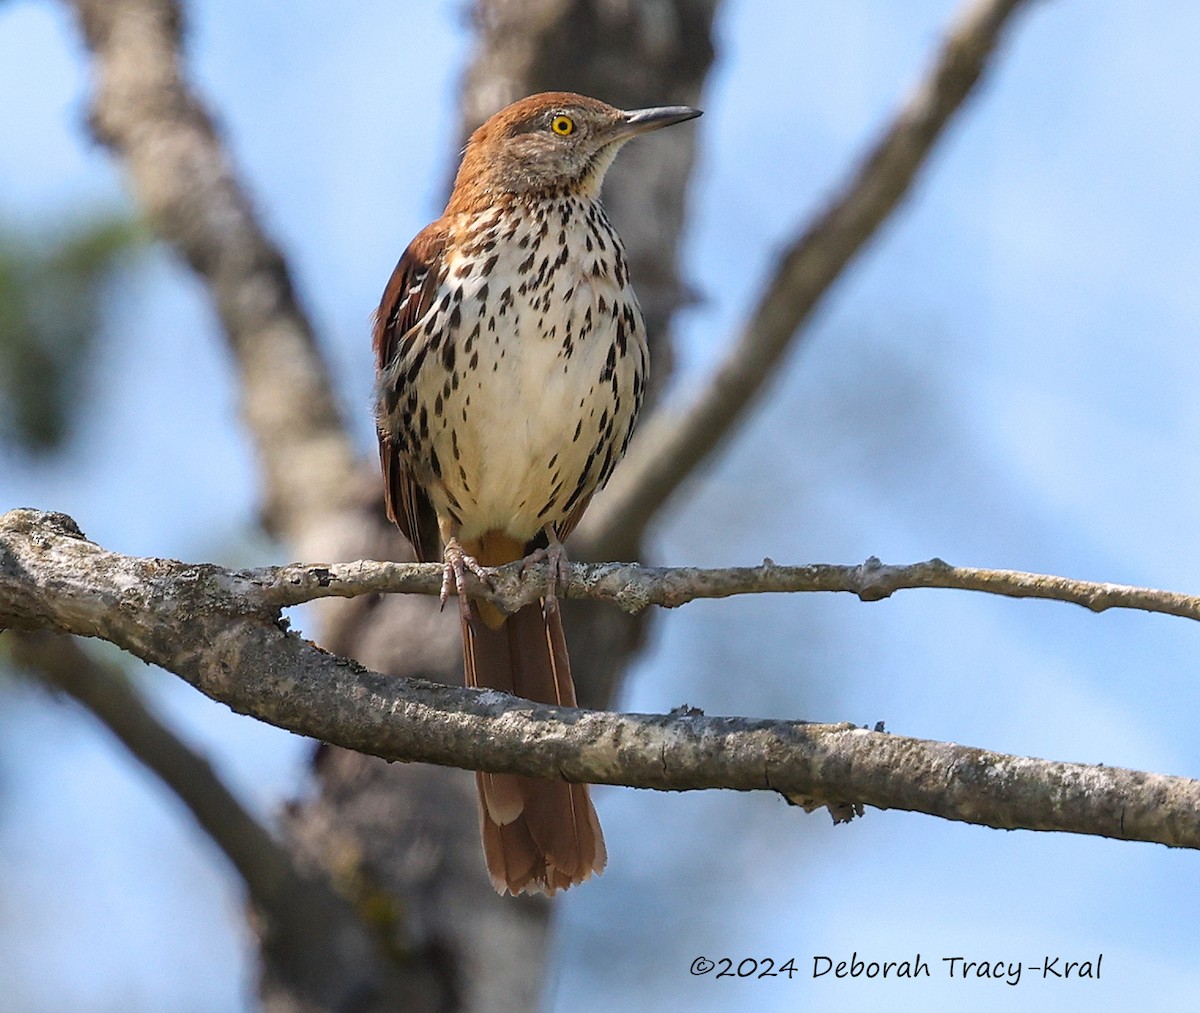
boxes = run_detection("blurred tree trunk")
[274,2,718,1010]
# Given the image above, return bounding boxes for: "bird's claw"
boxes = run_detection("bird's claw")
[441,540,492,623]
[522,540,571,617]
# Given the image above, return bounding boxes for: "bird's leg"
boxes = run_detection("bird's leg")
[438,517,491,623]
[521,527,572,616]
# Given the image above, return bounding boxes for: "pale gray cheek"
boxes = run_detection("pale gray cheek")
[504,140,591,193]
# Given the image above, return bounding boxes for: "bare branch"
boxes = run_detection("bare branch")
[579,0,1036,557]
[65,0,363,546]
[8,506,1193,622]
[4,508,1198,852]
[10,507,1175,625]
[5,629,446,1012]
[252,554,1200,625]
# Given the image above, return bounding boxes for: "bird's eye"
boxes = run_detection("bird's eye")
[550,114,575,136]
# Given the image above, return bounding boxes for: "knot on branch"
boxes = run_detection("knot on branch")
[854,555,893,601]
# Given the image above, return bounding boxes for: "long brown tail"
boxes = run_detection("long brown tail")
[460,535,606,895]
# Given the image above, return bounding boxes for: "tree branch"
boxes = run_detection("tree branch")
[66,0,363,547]
[4,508,1197,851]
[5,629,447,1012]
[7,508,1194,623]
[578,0,1036,557]
[250,553,1200,625]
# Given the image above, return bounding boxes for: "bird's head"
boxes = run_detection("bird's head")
[448,91,701,207]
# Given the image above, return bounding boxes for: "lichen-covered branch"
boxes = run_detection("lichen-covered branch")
[253,553,1200,625]
[579,0,1037,557]
[4,508,1198,851]
[8,502,1184,625]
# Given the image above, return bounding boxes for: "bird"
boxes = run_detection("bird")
[373,92,701,895]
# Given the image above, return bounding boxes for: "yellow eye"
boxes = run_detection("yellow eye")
[550,114,575,136]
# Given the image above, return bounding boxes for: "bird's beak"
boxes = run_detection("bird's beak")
[612,105,702,141]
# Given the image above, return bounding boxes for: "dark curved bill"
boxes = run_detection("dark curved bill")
[616,105,703,139]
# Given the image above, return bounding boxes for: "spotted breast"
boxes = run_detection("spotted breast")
[377,192,647,549]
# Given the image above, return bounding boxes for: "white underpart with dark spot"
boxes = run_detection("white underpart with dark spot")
[380,196,648,543]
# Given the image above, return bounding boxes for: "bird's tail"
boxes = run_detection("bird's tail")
[460,533,606,895]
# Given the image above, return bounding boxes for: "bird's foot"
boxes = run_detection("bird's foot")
[522,538,571,616]
[441,538,492,623]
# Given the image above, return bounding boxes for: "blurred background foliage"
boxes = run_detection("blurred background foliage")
[0,210,142,454]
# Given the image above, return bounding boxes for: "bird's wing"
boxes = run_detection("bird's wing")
[373,223,449,562]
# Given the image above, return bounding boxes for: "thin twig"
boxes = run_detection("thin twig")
[252,554,1200,624]
[578,0,1036,557]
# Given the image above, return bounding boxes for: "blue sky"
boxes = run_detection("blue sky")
[4,1,1200,1010]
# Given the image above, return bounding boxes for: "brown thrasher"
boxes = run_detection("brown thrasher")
[373,92,700,895]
